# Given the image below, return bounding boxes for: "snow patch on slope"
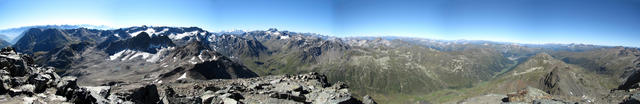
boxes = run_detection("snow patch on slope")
[147,47,174,62]
[157,28,169,35]
[170,30,199,40]
[0,53,22,60]
[177,72,187,80]
[207,35,216,42]
[280,35,289,39]
[189,56,198,64]
[127,52,152,60]
[129,28,156,37]
[108,47,175,62]
[513,66,543,76]
[109,50,127,60]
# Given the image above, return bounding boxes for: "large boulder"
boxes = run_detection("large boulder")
[82,86,112,103]
[55,76,97,103]
[125,84,161,104]
[26,67,57,93]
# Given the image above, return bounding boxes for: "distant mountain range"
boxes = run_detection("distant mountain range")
[0,24,113,43]
[1,25,639,103]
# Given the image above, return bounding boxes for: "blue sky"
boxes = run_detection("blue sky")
[1,0,639,47]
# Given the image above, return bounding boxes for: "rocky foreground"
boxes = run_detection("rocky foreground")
[459,70,640,104]
[458,86,640,104]
[0,47,376,104]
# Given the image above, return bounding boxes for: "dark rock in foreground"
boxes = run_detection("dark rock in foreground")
[0,47,95,103]
[148,72,370,104]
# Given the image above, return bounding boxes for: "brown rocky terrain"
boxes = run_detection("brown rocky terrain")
[0,47,375,104]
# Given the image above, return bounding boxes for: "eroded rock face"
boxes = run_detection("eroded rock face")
[618,59,640,91]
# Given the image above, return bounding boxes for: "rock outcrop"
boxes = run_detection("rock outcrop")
[151,72,369,104]
[617,57,640,91]
[505,86,553,103]
[0,47,96,103]
[502,86,576,104]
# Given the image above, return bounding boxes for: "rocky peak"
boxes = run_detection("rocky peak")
[213,34,268,57]
[101,32,176,54]
[155,40,258,80]
[14,28,71,54]
[163,41,218,62]
[267,28,278,32]
[531,52,553,60]
[183,27,204,32]
[183,40,210,52]
[131,31,151,40]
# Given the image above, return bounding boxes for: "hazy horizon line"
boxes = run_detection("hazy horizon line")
[1,24,638,48]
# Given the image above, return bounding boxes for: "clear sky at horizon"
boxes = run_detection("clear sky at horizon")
[1,0,639,47]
